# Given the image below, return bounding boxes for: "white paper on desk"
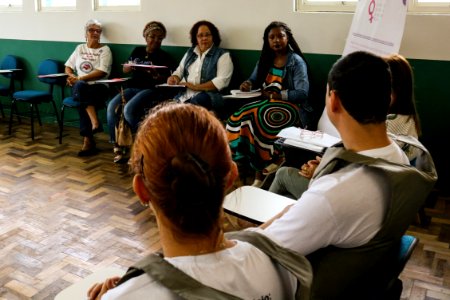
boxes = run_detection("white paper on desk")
[93,78,129,84]
[227,89,261,98]
[123,63,167,69]
[38,73,67,78]
[277,127,341,148]
[156,83,186,88]
[283,139,325,153]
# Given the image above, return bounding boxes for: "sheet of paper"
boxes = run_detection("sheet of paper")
[156,83,186,88]
[277,127,341,148]
[93,78,129,84]
[224,89,261,99]
[343,0,407,56]
[123,63,167,69]
[38,73,68,78]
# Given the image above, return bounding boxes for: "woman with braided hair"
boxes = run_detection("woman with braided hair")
[226,21,313,187]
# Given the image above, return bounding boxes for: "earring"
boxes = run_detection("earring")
[140,200,149,207]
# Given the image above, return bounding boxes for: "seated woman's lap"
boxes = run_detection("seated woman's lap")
[124,89,164,130]
[188,92,212,110]
[72,80,109,108]
[227,99,300,170]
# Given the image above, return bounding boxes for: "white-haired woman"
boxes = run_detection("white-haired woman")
[65,19,112,156]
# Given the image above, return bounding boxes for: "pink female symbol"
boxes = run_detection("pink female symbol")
[368,0,376,23]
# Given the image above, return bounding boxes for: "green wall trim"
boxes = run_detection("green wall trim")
[1,39,449,192]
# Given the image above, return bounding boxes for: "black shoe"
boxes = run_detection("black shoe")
[78,137,98,157]
[92,127,103,134]
[78,147,99,157]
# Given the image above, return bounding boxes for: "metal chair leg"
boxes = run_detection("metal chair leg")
[8,99,16,135]
[50,100,62,143]
[35,104,42,126]
[0,102,4,119]
[30,103,35,140]
[59,105,66,144]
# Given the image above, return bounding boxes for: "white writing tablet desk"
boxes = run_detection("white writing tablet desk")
[223,186,296,225]
[54,267,124,300]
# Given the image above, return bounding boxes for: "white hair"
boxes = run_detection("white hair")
[85,19,102,32]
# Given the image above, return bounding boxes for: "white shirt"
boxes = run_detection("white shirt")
[172,45,233,103]
[65,44,112,80]
[261,141,409,255]
[102,241,296,300]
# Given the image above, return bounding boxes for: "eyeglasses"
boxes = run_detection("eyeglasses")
[88,28,102,34]
[197,33,212,39]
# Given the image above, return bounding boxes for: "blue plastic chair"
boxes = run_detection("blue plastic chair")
[59,96,80,144]
[0,55,23,118]
[59,95,108,144]
[9,59,64,140]
[385,234,418,299]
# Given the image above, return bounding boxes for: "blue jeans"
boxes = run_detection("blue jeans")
[72,80,108,137]
[107,88,163,142]
[186,92,213,110]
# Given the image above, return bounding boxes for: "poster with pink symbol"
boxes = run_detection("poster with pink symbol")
[343,0,407,56]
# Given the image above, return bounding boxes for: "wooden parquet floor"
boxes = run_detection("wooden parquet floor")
[0,120,159,299]
[0,119,449,299]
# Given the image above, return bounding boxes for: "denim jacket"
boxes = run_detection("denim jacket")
[248,51,313,128]
[179,45,229,110]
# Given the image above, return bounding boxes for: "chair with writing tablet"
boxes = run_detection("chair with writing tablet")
[54,267,124,300]
[59,95,94,144]
[0,55,23,118]
[223,185,296,225]
[383,234,418,298]
[59,78,128,144]
[9,59,65,140]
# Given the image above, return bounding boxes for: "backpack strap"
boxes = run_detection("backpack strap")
[226,230,313,300]
[116,253,242,300]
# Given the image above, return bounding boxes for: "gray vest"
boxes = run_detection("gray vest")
[306,135,437,299]
[116,231,313,300]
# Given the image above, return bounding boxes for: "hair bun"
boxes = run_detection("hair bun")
[169,153,217,207]
[168,153,222,234]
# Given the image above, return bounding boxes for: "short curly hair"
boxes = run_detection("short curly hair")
[189,20,221,47]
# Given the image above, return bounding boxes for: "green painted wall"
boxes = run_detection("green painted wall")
[1,39,448,193]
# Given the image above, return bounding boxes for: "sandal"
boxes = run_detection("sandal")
[262,160,285,176]
[113,146,129,164]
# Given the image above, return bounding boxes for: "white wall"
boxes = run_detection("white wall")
[1,0,449,60]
